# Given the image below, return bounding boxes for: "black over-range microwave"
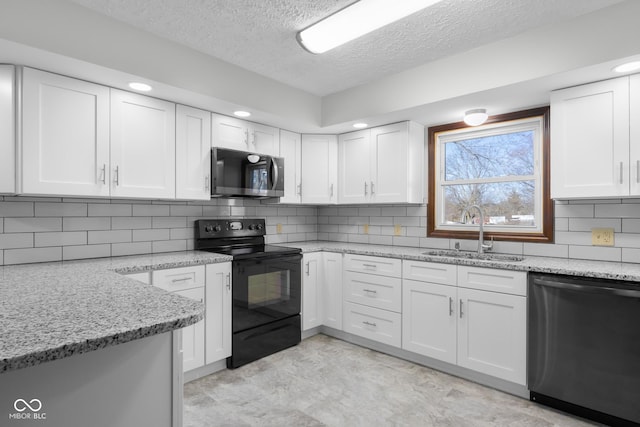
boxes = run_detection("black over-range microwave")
[211,147,285,198]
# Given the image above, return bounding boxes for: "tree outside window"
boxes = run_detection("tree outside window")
[427,107,553,243]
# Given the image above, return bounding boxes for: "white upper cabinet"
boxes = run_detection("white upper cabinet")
[110,89,176,199]
[211,114,279,155]
[250,122,280,156]
[338,121,424,204]
[21,67,110,197]
[175,104,211,200]
[211,113,249,150]
[0,65,15,194]
[338,129,371,204]
[301,134,338,204]
[630,74,640,196]
[279,129,302,204]
[551,76,633,198]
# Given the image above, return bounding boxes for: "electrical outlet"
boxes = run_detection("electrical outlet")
[394,224,402,236]
[363,224,369,234]
[592,228,614,246]
[276,223,283,234]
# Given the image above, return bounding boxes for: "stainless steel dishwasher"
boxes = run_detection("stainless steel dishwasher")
[528,273,640,427]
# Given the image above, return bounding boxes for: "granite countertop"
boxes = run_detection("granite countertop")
[283,241,640,282]
[0,251,232,374]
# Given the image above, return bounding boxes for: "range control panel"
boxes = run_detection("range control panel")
[195,219,266,239]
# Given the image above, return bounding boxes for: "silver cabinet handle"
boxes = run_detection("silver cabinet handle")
[362,263,377,269]
[226,273,231,291]
[100,164,106,184]
[449,297,454,316]
[364,181,368,196]
[637,160,639,184]
[363,288,377,295]
[244,129,249,146]
[459,300,464,318]
[114,166,120,186]
[330,183,334,198]
[362,321,377,327]
[371,181,375,195]
[205,175,210,191]
[171,277,192,283]
[305,262,310,276]
[620,161,624,184]
[297,183,302,196]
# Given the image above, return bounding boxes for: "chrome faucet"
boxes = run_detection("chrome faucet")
[461,205,493,254]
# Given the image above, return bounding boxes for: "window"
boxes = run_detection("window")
[427,107,552,243]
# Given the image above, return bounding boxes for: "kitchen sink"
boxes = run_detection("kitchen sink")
[424,250,524,262]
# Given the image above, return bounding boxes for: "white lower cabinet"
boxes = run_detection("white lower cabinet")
[174,287,206,372]
[302,252,343,331]
[343,301,401,347]
[205,262,232,364]
[0,65,15,194]
[402,260,527,385]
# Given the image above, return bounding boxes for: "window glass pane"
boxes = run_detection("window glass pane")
[444,131,534,181]
[443,180,536,227]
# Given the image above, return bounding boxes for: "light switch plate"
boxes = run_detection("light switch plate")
[592,228,614,246]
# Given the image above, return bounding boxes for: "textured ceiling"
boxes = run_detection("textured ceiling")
[68,0,624,96]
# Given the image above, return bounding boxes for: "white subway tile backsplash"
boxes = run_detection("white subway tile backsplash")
[596,203,640,218]
[568,218,621,232]
[370,217,393,226]
[133,229,170,242]
[88,230,132,244]
[622,248,640,264]
[111,217,152,230]
[0,202,34,217]
[35,232,87,247]
[348,234,369,244]
[133,204,170,217]
[4,247,62,265]
[0,233,33,249]
[613,233,640,249]
[555,231,592,246]
[381,206,406,216]
[170,205,203,217]
[569,245,621,262]
[554,203,594,218]
[5,218,62,233]
[152,216,187,228]
[112,242,152,257]
[63,217,110,231]
[88,204,132,217]
[393,236,419,247]
[63,244,111,260]
[35,202,87,217]
[152,239,187,253]
[369,235,393,246]
[524,242,569,258]
[169,228,192,240]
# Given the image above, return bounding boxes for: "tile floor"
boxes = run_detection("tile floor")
[183,334,600,427]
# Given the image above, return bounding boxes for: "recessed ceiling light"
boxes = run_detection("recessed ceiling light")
[128,82,152,92]
[297,0,443,54]
[463,109,489,126]
[353,123,368,129]
[234,110,251,118]
[613,61,640,73]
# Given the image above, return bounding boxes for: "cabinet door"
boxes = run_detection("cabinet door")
[211,113,248,150]
[0,65,14,194]
[21,68,110,196]
[175,287,206,372]
[402,280,457,364]
[301,134,338,204]
[302,253,323,331]
[630,74,640,196]
[279,130,302,204]
[110,89,176,199]
[338,129,370,204]
[551,78,630,198]
[250,123,279,156]
[176,105,211,200]
[457,287,526,385]
[322,252,343,330]
[343,301,401,347]
[370,123,409,203]
[205,263,232,364]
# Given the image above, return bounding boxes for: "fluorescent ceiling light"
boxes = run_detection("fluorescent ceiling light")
[353,122,368,129]
[463,109,488,126]
[234,110,251,118]
[613,61,640,73]
[297,0,442,54]
[128,82,152,91]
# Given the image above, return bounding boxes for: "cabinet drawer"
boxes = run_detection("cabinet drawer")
[403,260,456,285]
[458,266,526,296]
[344,271,401,312]
[152,265,205,292]
[343,302,401,347]
[344,254,401,277]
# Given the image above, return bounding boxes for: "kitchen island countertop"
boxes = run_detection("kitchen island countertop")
[0,251,231,374]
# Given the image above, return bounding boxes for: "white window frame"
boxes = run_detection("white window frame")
[434,116,544,235]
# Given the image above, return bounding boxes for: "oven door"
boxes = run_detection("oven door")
[232,253,301,333]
